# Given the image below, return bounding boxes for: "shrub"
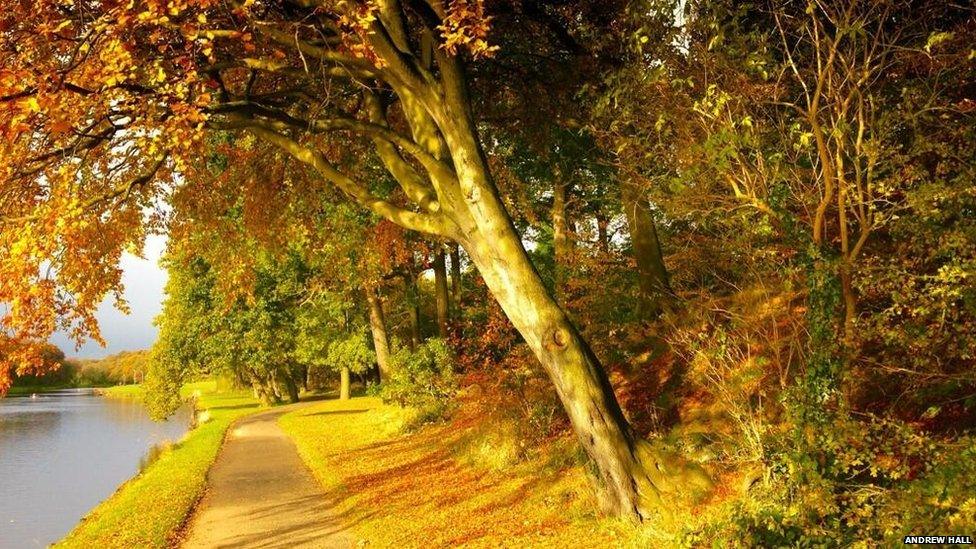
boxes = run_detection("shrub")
[381,338,458,421]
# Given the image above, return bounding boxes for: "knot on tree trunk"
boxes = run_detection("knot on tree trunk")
[546,325,570,351]
[420,193,441,213]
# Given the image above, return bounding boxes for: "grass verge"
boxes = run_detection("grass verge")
[279,396,630,548]
[56,381,260,548]
[97,384,146,399]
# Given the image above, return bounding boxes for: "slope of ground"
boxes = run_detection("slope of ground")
[279,397,633,548]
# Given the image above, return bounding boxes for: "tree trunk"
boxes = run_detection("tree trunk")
[620,178,672,319]
[596,213,610,253]
[367,287,392,381]
[249,372,277,406]
[339,366,350,401]
[450,243,462,313]
[460,230,704,521]
[405,268,421,350]
[282,373,300,404]
[839,262,856,344]
[417,57,710,520]
[553,175,571,296]
[433,246,450,338]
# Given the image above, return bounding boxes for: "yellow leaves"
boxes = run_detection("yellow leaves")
[438,0,499,59]
[150,63,168,85]
[24,97,41,113]
[97,38,134,89]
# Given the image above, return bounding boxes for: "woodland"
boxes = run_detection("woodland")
[1,0,975,544]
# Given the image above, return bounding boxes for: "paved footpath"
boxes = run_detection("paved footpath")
[181,403,354,549]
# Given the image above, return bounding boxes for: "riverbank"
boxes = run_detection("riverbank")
[95,384,147,399]
[57,381,260,548]
[279,397,631,547]
[5,383,114,396]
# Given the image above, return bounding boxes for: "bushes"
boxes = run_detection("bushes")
[381,339,458,421]
[685,418,976,547]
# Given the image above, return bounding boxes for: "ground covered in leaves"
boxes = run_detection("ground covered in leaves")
[279,396,633,548]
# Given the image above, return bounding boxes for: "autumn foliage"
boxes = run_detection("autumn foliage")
[2,0,976,541]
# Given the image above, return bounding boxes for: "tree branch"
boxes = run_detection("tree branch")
[240,119,452,236]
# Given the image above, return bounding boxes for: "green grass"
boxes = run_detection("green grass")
[6,384,76,396]
[97,384,146,399]
[57,381,261,548]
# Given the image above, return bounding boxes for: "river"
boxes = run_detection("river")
[0,389,191,548]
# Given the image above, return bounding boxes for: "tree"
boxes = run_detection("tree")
[367,286,393,382]
[0,0,708,519]
[432,244,450,338]
[328,329,376,400]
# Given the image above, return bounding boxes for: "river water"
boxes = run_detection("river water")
[0,389,191,548]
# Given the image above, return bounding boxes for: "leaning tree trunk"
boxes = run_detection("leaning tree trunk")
[422,74,710,518]
[433,246,450,338]
[460,224,702,520]
[620,178,672,319]
[367,287,392,381]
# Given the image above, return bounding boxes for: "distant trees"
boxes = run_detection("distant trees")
[2,345,149,390]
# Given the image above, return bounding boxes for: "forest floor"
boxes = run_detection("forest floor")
[278,397,633,548]
[181,402,352,548]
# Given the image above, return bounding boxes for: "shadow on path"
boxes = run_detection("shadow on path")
[181,402,354,549]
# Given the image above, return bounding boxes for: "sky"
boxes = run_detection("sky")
[49,234,169,359]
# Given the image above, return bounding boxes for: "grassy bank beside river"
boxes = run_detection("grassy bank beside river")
[57,381,260,548]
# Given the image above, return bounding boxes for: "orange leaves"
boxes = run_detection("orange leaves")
[438,0,499,59]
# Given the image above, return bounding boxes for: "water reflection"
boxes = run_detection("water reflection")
[0,389,190,547]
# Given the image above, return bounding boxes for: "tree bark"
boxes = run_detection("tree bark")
[620,178,672,318]
[339,365,350,401]
[433,246,450,338]
[553,175,571,297]
[405,267,421,350]
[367,287,392,381]
[450,243,462,313]
[596,212,610,253]
[282,372,300,404]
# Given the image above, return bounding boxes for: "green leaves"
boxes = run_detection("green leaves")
[326,331,375,376]
[381,338,458,421]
